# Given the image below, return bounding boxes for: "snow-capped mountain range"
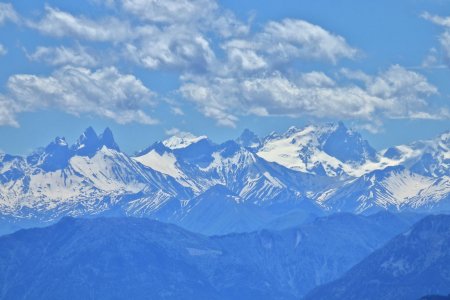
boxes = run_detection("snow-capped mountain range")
[1,122,449,234]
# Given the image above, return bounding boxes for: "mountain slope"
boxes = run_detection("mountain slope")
[171,185,269,235]
[2,123,450,235]
[256,122,381,177]
[134,136,327,208]
[304,214,450,300]
[318,166,438,212]
[0,212,419,299]
[0,128,191,230]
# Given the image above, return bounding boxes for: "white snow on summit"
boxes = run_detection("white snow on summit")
[163,132,207,149]
[257,124,414,177]
[2,123,450,235]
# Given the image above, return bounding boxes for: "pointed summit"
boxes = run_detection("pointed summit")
[310,121,376,163]
[39,137,72,171]
[99,127,120,151]
[80,126,98,141]
[73,127,100,156]
[320,122,377,163]
[46,137,69,150]
[236,129,261,150]
[73,127,121,156]
[257,122,379,176]
[285,126,301,136]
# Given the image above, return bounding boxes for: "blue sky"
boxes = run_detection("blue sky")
[1,0,450,155]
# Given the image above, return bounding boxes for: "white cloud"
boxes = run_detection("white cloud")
[2,66,157,126]
[299,71,335,87]
[118,0,249,37]
[25,4,356,74]
[30,6,132,42]
[263,19,358,63]
[0,2,18,25]
[3,2,442,131]
[121,0,217,24]
[28,45,97,67]
[365,65,437,99]
[440,31,450,64]
[180,65,439,127]
[27,4,227,71]
[0,44,6,56]
[422,12,450,67]
[225,47,267,71]
[422,12,450,28]
[124,25,216,71]
[171,107,184,116]
[118,0,247,71]
[0,95,18,127]
[223,19,358,72]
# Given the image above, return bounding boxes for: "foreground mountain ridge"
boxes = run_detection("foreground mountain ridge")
[0,212,421,299]
[304,214,450,300]
[1,122,449,234]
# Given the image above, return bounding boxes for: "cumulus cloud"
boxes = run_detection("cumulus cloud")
[223,19,358,72]
[114,0,249,37]
[24,2,357,74]
[124,25,216,71]
[363,65,437,100]
[180,65,439,127]
[28,45,97,67]
[27,4,225,71]
[29,6,133,42]
[0,2,18,25]
[439,31,450,64]
[1,1,444,131]
[121,0,217,24]
[0,95,18,127]
[299,71,335,87]
[422,12,450,27]
[422,12,450,67]
[170,107,184,116]
[1,66,157,126]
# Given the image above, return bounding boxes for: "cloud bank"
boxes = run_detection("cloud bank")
[1,66,157,126]
[0,1,445,131]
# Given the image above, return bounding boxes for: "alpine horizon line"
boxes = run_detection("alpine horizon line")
[0,120,449,236]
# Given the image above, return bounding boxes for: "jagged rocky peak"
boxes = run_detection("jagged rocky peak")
[236,128,261,149]
[25,136,72,171]
[99,127,120,151]
[255,122,380,177]
[217,140,244,158]
[44,136,69,152]
[73,126,120,156]
[40,138,72,171]
[73,126,100,156]
[319,122,377,163]
[285,125,301,136]
[54,136,68,147]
